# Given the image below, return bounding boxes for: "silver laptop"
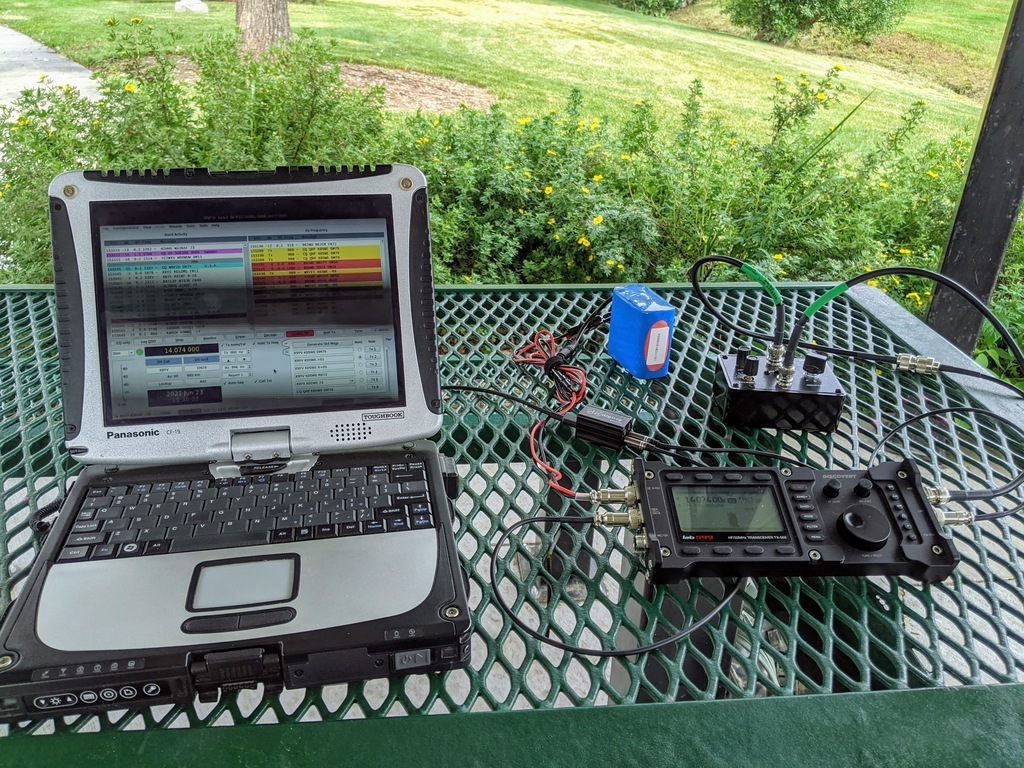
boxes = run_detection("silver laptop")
[0,165,470,720]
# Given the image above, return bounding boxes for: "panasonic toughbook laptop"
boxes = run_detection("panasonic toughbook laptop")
[0,165,471,722]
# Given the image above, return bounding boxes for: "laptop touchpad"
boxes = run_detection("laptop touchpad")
[189,555,299,612]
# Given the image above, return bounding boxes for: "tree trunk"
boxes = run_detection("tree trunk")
[237,0,292,55]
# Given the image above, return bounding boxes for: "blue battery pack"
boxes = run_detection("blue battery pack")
[607,284,676,379]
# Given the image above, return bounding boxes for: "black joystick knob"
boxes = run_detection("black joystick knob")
[823,478,843,498]
[734,347,750,372]
[803,353,828,376]
[837,505,892,551]
[742,356,760,378]
[854,479,873,498]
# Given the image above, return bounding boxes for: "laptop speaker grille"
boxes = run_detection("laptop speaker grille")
[330,422,373,442]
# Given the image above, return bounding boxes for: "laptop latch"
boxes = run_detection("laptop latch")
[190,648,283,703]
[209,429,318,478]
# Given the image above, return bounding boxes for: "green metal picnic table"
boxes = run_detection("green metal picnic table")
[2,283,1023,765]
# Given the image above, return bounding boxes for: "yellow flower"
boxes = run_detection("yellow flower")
[124,83,137,93]
[773,253,783,261]
[445,145,451,151]
[779,269,787,276]
[879,181,889,189]
[105,17,116,26]
[588,254,594,261]
[517,208,525,214]
[833,63,845,71]
[593,215,604,225]
[605,259,615,266]
[463,275,471,282]
[774,74,783,81]
[567,259,574,266]
[867,279,879,288]
[899,248,911,255]
[547,217,556,225]
[524,171,532,178]
[800,81,809,87]
[617,263,624,270]
[581,187,590,194]
[504,164,512,170]
[130,17,142,24]
[416,137,429,145]
[517,117,531,125]
[927,170,938,178]
[544,186,553,195]
[906,291,923,305]
[621,154,632,161]
[547,149,557,156]
[585,276,592,282]
[553,234,561,241]
[38,74,47,82]
[728,138,737,145]
[592,174,603,182]
[816,92,827,101]
[578,235,591,247]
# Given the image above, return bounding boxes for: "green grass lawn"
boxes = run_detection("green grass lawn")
[0,0,984,144]
[675,0,1013,100]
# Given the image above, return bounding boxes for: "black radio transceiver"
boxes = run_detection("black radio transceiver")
[601,459,958,583]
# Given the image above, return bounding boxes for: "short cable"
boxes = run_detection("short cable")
[490,514,745,657]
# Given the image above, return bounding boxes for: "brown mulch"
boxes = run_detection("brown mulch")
[340,62,495,112]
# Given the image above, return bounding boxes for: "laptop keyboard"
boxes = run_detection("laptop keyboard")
[56,461,436,562]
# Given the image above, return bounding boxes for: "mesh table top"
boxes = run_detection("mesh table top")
[1,283,1023,735]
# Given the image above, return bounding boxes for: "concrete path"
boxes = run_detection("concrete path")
[0,25,100,105]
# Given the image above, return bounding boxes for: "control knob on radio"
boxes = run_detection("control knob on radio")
[837,504,891,551]
[823,478,843,498]
[854,479,873,498]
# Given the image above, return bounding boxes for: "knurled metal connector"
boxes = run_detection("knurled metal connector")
[765,343,786,372]
[593,505,644,530]
[896,353,940,375]
[588,485,638,508]
[925,485,951,507]
[775,364,796,389]
[936,508,975,527]
[925,486,973,526]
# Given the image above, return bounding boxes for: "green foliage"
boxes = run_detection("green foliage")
[608,0,682,19]
[723,0,910,43]
[0,19,386,282]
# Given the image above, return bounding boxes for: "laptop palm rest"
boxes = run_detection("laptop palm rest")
[36,532,438,652]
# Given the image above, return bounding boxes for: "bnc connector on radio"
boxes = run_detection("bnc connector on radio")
[936,508,975,526]
[925,485,951,507]
[925,486,974,526]
[588,485,638,508]
[896,353,940,375]
[765,343,785,373]
[593,505,644,531]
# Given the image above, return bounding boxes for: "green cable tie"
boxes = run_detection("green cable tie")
[804,282,850,318]
[739,263,784,305]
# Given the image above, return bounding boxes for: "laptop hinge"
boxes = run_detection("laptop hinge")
[190,648,283,703]
[209,429,318,478]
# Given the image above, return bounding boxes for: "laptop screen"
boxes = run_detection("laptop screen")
[91,195,404,426]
